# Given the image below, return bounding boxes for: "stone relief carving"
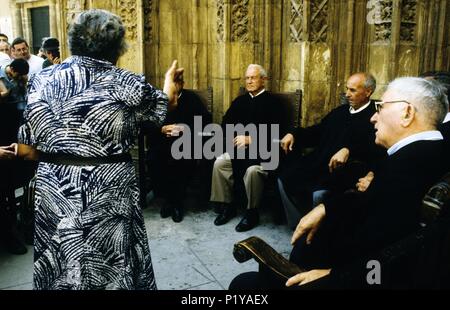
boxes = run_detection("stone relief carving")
[119,0,138,40]
[216,0,225,42]
[143,0,153,43]
[66,0,85,26]
[289,0,303,43]
[231,0,249,42]
[310,0,328,43]
[400,0,417,42]
[374,0,393,42]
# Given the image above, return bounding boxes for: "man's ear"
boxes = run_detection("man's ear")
[401,104,415,127]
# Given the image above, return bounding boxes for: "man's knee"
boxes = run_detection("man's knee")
[245,165,266,178]
[213,154,231,171]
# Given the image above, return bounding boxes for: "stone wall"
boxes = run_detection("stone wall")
[8,0,450,125]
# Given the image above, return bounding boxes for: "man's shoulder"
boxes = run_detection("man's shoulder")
[29,54,44,64]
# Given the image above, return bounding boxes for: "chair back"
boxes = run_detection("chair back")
[187,87,213,113]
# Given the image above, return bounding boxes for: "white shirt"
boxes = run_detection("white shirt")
[249,89,266,98]
[349,100,371,114]
[443,112,450,123]
[0,52,11,67]
[27,54,44,75]
[387,131,443,156]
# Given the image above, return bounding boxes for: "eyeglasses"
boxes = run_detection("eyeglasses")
[375,100,412,113]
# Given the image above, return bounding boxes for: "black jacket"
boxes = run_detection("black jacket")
[280,101,385,197]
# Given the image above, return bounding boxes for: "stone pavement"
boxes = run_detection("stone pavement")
[0,193,293,290]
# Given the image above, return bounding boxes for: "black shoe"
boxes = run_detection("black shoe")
[172,207,184,223]
[214,207,236,226]
[160,205,172,218]
[235,210,259,232]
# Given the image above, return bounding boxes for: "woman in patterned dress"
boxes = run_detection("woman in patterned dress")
[3,9,183,289]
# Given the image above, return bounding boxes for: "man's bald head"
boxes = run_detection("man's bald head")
[345,72,376,109]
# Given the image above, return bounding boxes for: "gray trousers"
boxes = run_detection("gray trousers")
[210,153,268,210]
[277,178,329,230]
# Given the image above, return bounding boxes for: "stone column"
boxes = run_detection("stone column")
[10,1,23,38]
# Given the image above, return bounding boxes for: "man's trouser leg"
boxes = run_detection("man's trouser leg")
[277,178,301,229]
[210,153,233,204]
[243,165,268,210]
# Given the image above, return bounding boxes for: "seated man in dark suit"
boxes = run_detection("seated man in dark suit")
[145,74,212,222]
[230,77,448,289]
[211,64,289,232]
[277,72,385,229]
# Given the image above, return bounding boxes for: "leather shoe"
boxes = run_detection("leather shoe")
[160,205,172,218]
[172,207,184,223]
[214,207,236,226]
[235,211,259,232]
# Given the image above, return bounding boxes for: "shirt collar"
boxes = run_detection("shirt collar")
[249,89,266,98]
[387,131,443,156]
[349,100,371,114]
[443,112,450,123]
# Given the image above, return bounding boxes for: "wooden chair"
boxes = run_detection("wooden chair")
[137,87,213,208]
[233,171,450,287]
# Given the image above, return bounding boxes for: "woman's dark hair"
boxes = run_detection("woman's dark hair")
[68,9,127,63]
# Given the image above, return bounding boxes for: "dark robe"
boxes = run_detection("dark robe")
[221,91,289,204]
[144,89,212,203]
[290,139,447,288]
[279,101,385,201]
[439,120,450,171]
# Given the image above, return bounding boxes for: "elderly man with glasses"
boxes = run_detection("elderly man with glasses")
[230,77,448,289]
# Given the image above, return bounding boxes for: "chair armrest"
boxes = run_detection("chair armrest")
[233,236,304,280]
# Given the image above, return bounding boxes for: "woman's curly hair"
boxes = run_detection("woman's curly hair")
[68,9,127,63]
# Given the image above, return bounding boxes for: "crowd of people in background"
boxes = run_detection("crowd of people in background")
[0,32,61,255]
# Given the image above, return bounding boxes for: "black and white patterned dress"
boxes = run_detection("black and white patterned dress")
[19,56,168,290]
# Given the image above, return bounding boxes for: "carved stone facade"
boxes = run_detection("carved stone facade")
[119,0,138,41]
[374,0,393,42]
[400,0,417,42]
[289,0,303,43]
[143,0,153,44]
[6,0,450,125]
[216,0,225,42]
[231,0,249,42]
[310,0,328,43]
[66,0,85,26]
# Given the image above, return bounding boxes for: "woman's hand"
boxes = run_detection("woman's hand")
[163,60,184,111]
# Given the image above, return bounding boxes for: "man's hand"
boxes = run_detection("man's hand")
[291,204,326,245]
[286,269,331,287]
[234,135,251,148]
[52,57,61,65]
[161,124,184,137]
[356,171,374,192]
[280,133,294,154]
[0,144,17,160]
[328,147,350,173]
